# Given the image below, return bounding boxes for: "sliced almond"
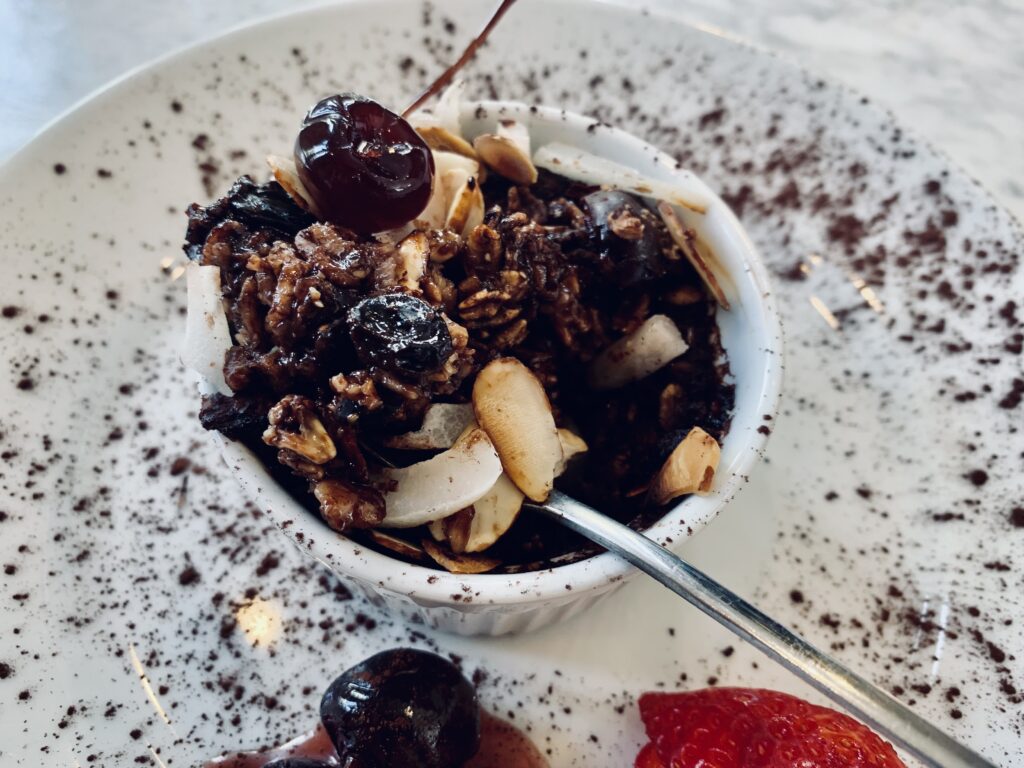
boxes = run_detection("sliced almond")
[555,428,589,476]
[422,538,501,574]
[184,263,233,396]
[657,202,730,309]
[382,402,475,451]
[532,142,709,213]
[474,119,538,185]
[462,473,524,553]
[368,530,427,562]
[649,426,721,505]
[396,230,429,294]
[412,151,482,230]
[588,314,688,390]
[417,125,478,160]
[472,358,563,502]
[379,426,503,528]
[266,154,320,216]
[442,507,475,554]
[444,170,485,237]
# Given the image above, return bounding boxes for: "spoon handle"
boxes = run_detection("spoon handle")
[529,490,998,768]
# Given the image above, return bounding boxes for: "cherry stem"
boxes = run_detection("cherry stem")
[402,0,519,118]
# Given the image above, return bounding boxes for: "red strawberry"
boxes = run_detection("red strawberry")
[636,688,907,768]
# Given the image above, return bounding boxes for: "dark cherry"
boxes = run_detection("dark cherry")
[582,189,665,288]
[294,94,434,234]
[348,294,452,375]
[320,648,480,768]
[263,760,333,768]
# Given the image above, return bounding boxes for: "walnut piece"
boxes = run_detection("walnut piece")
[313,479,385,531]
[262,395,337,465]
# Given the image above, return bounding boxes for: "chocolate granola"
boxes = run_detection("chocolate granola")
[185,163,732,572]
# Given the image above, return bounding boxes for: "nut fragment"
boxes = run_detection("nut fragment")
[555,428,588,476]
[657,202,730,309]
[262,395,337,464]
[649,426,721,505]
[588,314,688,390]
[473,120,538,185]
[266,154,320,216]
[422,538,501,574]
[472,358,563,502]
[444,171,485,236]
[313,478,386,531]
[396,230,429,293]
[417,125,478,159]
[368,530,427,562]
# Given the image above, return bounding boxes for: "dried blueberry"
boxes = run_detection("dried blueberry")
[348,294,452,375]
[320,648,480,768]
[582,189,665,287]
[295,94,434,234]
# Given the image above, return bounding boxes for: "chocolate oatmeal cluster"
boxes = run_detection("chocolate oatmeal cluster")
[185,160,732,571]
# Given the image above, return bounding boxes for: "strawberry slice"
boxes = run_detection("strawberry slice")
[636,688,907,768]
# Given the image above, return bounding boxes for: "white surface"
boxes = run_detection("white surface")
[0,2,1022,766]
[1,0,1022,222]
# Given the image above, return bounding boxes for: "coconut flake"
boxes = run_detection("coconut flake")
[184,263,233,396]
[379,426,503,528]
[533,142,709,213]
[473,119,538,185]
[588,314,688,390]
[382,402,475,451]
[658,202,731,309]
[649,426,721,504]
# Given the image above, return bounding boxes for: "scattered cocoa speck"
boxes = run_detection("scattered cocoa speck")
[170,100,183,113]
[855,486,873,500]
[96,168,113,179]
[0,662,12,679]
[721,646,734,657]
[824,491,838,501]
[1009,507,1024,528]
[16,378,34,391]
[255,552,281,577]
[756,425,770,435]
[965,469,988,486]
[169,457,191,476]
[18,689,30,701]
[998,378,1023,410]
[945,686,961,702]
[2,306,21,318]
[178,565,200,586]
[53,163,67,175]
[950,708,963,719]
[789,590,804,604]
[130,728,142,740]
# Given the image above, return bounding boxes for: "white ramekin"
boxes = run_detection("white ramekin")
[211,101,784,636]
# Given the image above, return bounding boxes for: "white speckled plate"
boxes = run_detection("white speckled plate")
[0,1,1020,765]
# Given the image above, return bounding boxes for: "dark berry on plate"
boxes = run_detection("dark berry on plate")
[320,648,480,768]
[348,294,453,374]
[582,189,665,288]
[264,759,334,768]
[294,94,435,233]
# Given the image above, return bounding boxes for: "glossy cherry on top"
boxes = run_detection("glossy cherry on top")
[294,94,435,234]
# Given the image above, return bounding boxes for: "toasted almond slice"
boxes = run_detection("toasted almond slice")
[266,154,320,216]
[649,426,721,505]
[657,202,731,309]
[184,263,233,396]
[474,119,538,185]
[462,473,524,553]
[382,402,475,450]
[442,507,475,554]
[532,142,709,213]
[412,151,481,230]
[444,170,485,236]
[368,530,427,562]
[396,230,429,294]
[422,539,501,574]
[588,314,688,390]
[380,426,503,528]
[417,125,478,159]
[472,358,563,502]
[555,428,589,476]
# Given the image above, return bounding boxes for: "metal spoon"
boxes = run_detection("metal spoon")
[524,490,998,768]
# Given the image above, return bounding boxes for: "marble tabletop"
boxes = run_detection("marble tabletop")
[2,0,1021,221]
